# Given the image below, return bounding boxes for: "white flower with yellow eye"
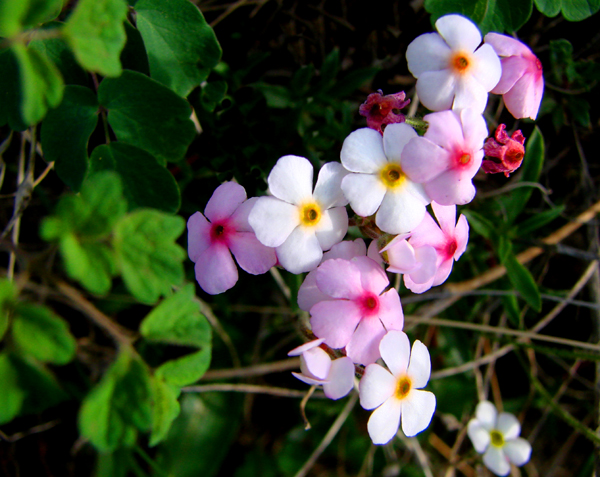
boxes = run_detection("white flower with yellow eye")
[249,155,349,274]
[467,401,532,476]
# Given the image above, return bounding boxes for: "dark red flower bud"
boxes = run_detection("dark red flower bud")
[359,90,410,134]
[482,124,526,177]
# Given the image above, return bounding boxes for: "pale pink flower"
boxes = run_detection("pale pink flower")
[482,124,526,177]
[288,339,355,400]
[309,256,404,365]
[381,234,438,287]
[485,33,544,120]
[406,14,501,113]
[188,182,277,295]
[401,108,487,205]
[248,156,349,274]
[359,330,436,444]
[403,202,469,293]
[359,90,410,134]
[341,123,430,234]
[467,401,532,476]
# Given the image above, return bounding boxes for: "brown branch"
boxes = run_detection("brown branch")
[182,383,326,398]
[202,358,300,380]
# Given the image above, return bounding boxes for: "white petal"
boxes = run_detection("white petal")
[276,227,322,273]
[475,401,497,430]
[288,338,325,356]
[302,346,332,380]
[435,14,481,52]
[496,412,521,440]
[268,155,314,204]
[379,330,410,378]
[416,69,456,112]
[359,363,397,410]
[503,438,532,466]
[385,238,418,274]
[401,389,436,437]
[323,357,355,400]
[406,340,431,389]
[341,128,387,173]
[292,372,326,387]
[483,446,510,476]
[367,397,402,445]
[248,196,299,247]
[406,32,452,77]
[452,75,489,113]
[471,43,502,91]
[383,123,418,163]
[314,206,348,251]
[376,187,427,235]
[341,173,386,217]
[467,420,491,453]
[323,238,367,261]
[313,162,350,209]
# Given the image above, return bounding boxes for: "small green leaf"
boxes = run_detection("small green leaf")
[535,0,600,20]
[501,293,522,328]
[512,205,565,237]
[98,70,197,165]
[90,143,181,213]
[534,0,561,16]
[140,284,211,348]
[498,237,541,311]
[0,0,29,37]
[29,37,89,86]
[20,0,64,30]
[41,85,99,192]
[319,49,340,90]
[253,83,293,109]
[149,376,181,446]
[0,279,16,341]
[156,347,211,387]
[291,64,315,96]
[134,0,222,97]
[0,352,25,425]
[200,80,228,112]
[113,209,186,304]
[12,303,76,365]
[63,0,128,77]
[120,20,150,75]
[461,209,497,240]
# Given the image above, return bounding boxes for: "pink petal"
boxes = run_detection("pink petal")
[341,173,386,217]
[385,238,418,273]
[368,397,402,444]
[313,162,349,209]
[484,32,532,58]
[341,128,387,173]
[435,14,481,51]
[323,357,355,400]
[402,137,450,184]
[401,389,436,437]
[423,110,464,151]
[276,226,322,274]
[314,206,348,251]
[454,214,469,258]
[204,182,247,222]
[302,346,332,380]
[406,32,452,77]
[460,108,488,152]
[248,196,299,247]
[292,372,326,387]
[376,289,404,333]
[379,330,410,377]
[323,238,367,261]
[433,257,454,286]
[187,212,211,262]
[315,259,363,299]
[268,155,314,205]
[431,202,456,235]
[297,271,328,311]
[491,56,529,94]
[406,340,431,389]
[345,316,386,365]
[404,274,435,294]
[359,363,396,410]
[229,197,258,232]
[310,299,362,349]
[409,212,445,249]
[352,256,389,295]
[503,71,544,120]
[229,232,277,275]
[194,244,238,295]
[408,245,438,284]
[288,338,325,356]
[423,169,476,206]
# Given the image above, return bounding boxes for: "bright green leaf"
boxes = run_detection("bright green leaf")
[63,0,128,77]
[156,347,211,387]
[20,0,64,29]
[12,303,76,365]
[90,143,181,213]
[535,0,600,20]
[0,0,29,37]
[0,352,25,425]
[29,37,89,86]
[98,70,197,164]
[113,209,186,304]
[149,376,181,446]
[0,279,16,341]
[134,0,222,97]
[498,237,541,311]
[41,85,99,192]
[534,0,561,16]
[140,284,211,348]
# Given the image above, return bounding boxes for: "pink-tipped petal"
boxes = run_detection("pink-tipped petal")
[341,128,388,173]
[268,155,314,204]
[204,182,247,222]
[323,357,355,400]
[187,212,211,262]
[229,232,277,275]
[379,330,410,377]
[359,363,397,410]
[401,389,436,437]
[406,340,431,389]
[194,244,238,295]
[310,300,362,349]
[367,397,402,444]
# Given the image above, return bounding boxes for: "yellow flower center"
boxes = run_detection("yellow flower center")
[490,430,505,448]
[299,202,322,227]
[379,163,406,189]
[451,51,472,74]
[395,376,412,400]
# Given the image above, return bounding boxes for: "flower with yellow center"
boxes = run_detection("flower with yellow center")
[359,331,436,444]
[249,155,349,274]
[341,123,430,235]
[406,14,501,113]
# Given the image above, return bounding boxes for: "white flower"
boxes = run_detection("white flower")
[467,401,532,476]
[406,14,501,113]
[359,330,436,444]
[248,155,349,274]
[341,123,430,235]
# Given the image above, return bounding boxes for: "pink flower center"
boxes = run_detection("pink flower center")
[210,220,231,245]
[359,292,380,316]
[445,239,458,259]
[453,150,472,169]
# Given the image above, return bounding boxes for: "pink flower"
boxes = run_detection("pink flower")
[485,33,544,120]
[188,182,277,295]
[482,124,526,177]
[359,91,410,134]
[381,234,438,288]
[288,339,355,400]
[401,108,488,205]
[308,256,404,366]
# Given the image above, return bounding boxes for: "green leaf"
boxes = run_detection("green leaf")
[156,347,211,387]
[113,209,186,304]
[200,80,228,112]
[90,143,181,213]
[461,209,497,240]
[511,205,564,237]
[0,279,16,341]
[501,293,521,327]
[534,0,561,16]
[498,237,541,311]
[535,0,600,20]
[319,49,340,90]
[140,284,211,348]
[291,64,315,96]
[253,83,294,109]
[98,70,197,165]
[149,376,181,446]
[20,0,65,29]
[134,0,222,97]
[567,95,591,127]
[0,0,29,37]
[96,449,134,477]
[12,303,76,365]
[79,350,152,452]
[120,20,150,75]
[0,352,25,425]
[63,0,128,77]
[10,43,65,126]
[503,126,545,224]
[41,85,99,192]
[29,36,89,87]
[330,67,379,98]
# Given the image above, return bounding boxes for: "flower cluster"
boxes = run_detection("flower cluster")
[187,13,544,447]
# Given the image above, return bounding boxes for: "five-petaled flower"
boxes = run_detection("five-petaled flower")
[359,90,410,134]
[467,401,532,476]
[482,124,526,177]
[359,330,436,444]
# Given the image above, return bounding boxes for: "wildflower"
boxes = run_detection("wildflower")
[381,234,438,288]
[288,339,355,400]
[359,90,410,134]
[188,182,277,295]
[359,330,436,444]
[482,124,526,177]
[401,108,487,205]
[467,401,532,476]
[248,156,349,274]
[406,14,501,113]
[341,123,430,235]
[309,256,404,365]
[485,33,544,120]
